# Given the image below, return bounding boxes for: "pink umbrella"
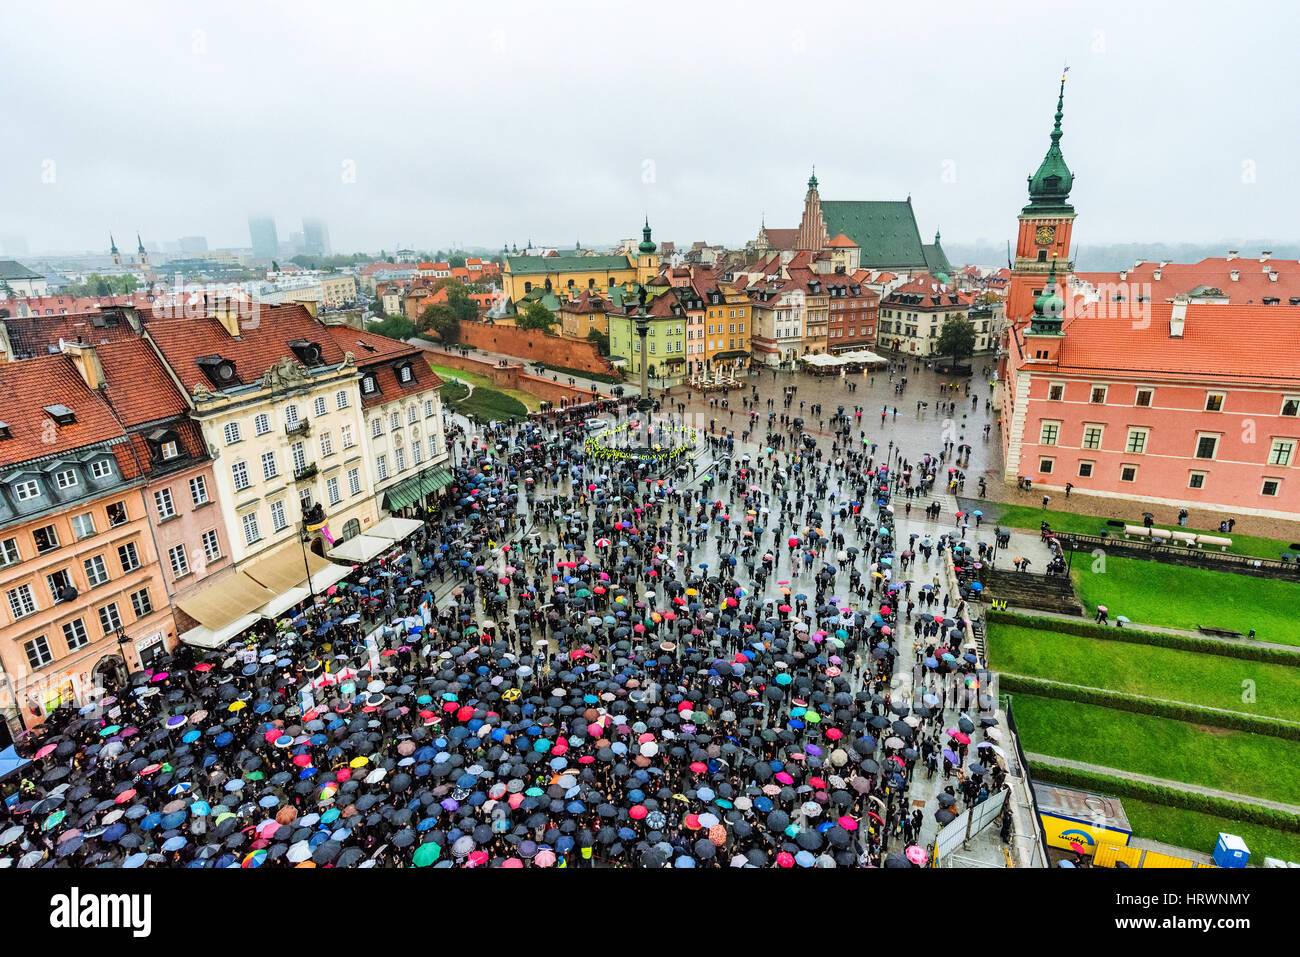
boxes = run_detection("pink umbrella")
[838,816,859,831]
[775,771,794,785]
[501,858,524,868]
[535,849,557,867]
[905,845,929,865]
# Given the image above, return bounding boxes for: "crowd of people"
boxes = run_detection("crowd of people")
[1,373,1012,869]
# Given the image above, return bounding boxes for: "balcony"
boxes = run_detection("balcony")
[294,463,318,482]
[285,418,311,437]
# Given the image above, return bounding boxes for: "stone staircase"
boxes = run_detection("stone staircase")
[981,568,1083,616]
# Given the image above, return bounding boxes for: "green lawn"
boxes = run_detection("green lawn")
[988,623,1300,723]
[986,502,1291,560]
[430,365,541,411]
[1011,693,1300,806]
[1121,796,1300,864]
[1070,556,1299,643]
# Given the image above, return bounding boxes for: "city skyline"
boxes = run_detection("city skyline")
[2,0,1298,255]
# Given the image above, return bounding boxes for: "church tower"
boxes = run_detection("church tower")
[136,233,150,269]
[110,234,121,267]
[795,168,828,252]
[1006,76,1076,327]
[635,217,658,283]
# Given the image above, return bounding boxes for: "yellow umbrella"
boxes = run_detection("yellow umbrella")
[349,756,369,769]
[228,701,246,712]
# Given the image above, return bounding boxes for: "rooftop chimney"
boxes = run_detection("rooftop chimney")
[1269,271,1279,282]
[1230,270,1240,282]
[1226,250,1239,261]
[1119,269,1128,281]
[1169,296,1188,338]
[60,338,106,389]
[1153,269,1162,281]
[1261,251,1272,262]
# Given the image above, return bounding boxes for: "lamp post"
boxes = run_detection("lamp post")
[634,287,653,450]
[113,625,133,683]
[301,502,325,607]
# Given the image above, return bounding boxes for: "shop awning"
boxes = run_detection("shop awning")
[243,547,332,594]
[309,562,353,593]
[257,586,311,620]
[176,573,277,631]
[327,534,394,563]
[381,466,454,511]
[179,612,263,650]
[369,515,424,541]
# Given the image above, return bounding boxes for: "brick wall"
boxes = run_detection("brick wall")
[456,321,616,375]
[414,348,606,406]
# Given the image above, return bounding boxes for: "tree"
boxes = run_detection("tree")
[369,314,416,341]
[936,315,976,368]
[271,260,280,272]
[369,298,386,315]
[517,301,557,331]
[448,254,467,269]
[419,303,460,343]
[587,328,610,356]
[444,284,478,322]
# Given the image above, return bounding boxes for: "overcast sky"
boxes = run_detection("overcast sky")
[3,0,1296,255]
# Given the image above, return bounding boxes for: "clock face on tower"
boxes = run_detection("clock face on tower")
[1034,225,1056,246]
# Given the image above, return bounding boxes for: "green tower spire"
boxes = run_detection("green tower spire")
[1031,256,1066,333]
[638,217,656,254]
[1024,75,1075,214]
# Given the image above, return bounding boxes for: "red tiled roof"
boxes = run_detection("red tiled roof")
[145,304,347,394]
[762,227,798,249]
[1071,256,1300,305]
[884,274,973,307]
[97,337,190,426]
[2,309,139,359]
[826,233,858,248]
[1043,301,1300,385]
[0,354,126,467]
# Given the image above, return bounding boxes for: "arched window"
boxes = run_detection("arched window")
[524,282,532,293]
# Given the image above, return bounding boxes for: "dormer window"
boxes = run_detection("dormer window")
[361,375,378,395]
[197,355,240,388]
[43,404,76,426]
[0,421,9,440]
[148,428,181,461]
[288,340,325,366]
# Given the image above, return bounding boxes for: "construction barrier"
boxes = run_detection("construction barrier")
[1093,840,1213,869]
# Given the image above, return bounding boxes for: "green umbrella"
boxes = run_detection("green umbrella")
[805,711,822,724]
[43,810,66,830]
[413,841,442,867]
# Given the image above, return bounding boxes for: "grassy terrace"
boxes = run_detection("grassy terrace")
[1069,555,1299,642]
[987,502,1292,560]
[1011,693,1300,807]
[430,365,541,412]
[1121,796,1300,863]
[988,624,1300,723]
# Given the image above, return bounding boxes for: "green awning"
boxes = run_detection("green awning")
[382,465,454,511]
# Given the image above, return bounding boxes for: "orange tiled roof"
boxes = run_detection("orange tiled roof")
[97,337,190,426]
[0,354,127,467]
[826,233,858,248]
[1071,256,1300,305]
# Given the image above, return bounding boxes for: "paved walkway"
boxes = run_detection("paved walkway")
[997,606,1300,655]
[1024,752,1300,815]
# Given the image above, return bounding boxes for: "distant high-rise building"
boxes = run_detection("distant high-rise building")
[302,218,331,258]
[178,236,208,255]
[248,215,279,260]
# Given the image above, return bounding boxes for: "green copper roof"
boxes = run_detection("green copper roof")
[821,200,928,269]
[1030,258,1066,333]
[921,240,953,277]
[1024,78,1075,214]
[807,168,818,191]
[638,218,656,254]
[506,254,632,276]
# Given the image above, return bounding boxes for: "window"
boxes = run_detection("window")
[320,431,334,457]
[232,461,250,491]
[72,512,96,540]
[0,538,19,567]
[154,488,175,520]
[1188,472,1206,489]
[1204,392,1225,412]
[168,543,190,578]
[408,405,418,424]
[1077,461,1094,478]
[425,399,435,418]
[1090,386,1107,404]
[34,525,60,553]
[1120,465,1138,483]
[1125,429,1148,454]
[223,421,242,444]
[242,511,262,545]
[1262,478,1281,497]
[1268,438,1295,467]
[1081,425,1104,451]
[361,376,377,395]
[341,424,355,449]
[55,469,79,490]
[395,447,406,471]
[347,468,361,497]
[254,413,271,436]
[84,555,109,588]
[202,529,221,562]
[1038,457,1054,474]
[313,396,327,418]
[270,500,287,532]
[371,418,382,438]
[327,477,340,505]
[107,501,127,527]
[390,412,400,432]
[118,542,140,573]
[63,619,89,651]
[91,459,113,480]
[377,455,388,481]
[7,584,37,620]
[412,439,423,465]
[1135,388,1153,407]
[1039,422,1060,446]
[1046,383,1064,401]
[1282,397,1299,417]
[159,439,179,460]
[47,569,74,603]
[398,365,413,384]
[98,602,122,634]
[190,475,209,505]
[261,451,279,481]
[291,442,306,473]
[285,405,301,429]
[1195,434,1218,460]
[336,391,349,410]
[130,588,152,618]
[25,636,53,670]
[298,487,312,511]
[14,480,40,501]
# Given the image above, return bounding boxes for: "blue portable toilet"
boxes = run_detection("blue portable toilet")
[1213,832,1249,868]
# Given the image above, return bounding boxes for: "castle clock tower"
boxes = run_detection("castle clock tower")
[1006,76,1076,327]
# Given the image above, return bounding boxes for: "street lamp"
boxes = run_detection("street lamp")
[301,502,325,607]
[113,625,132,682]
